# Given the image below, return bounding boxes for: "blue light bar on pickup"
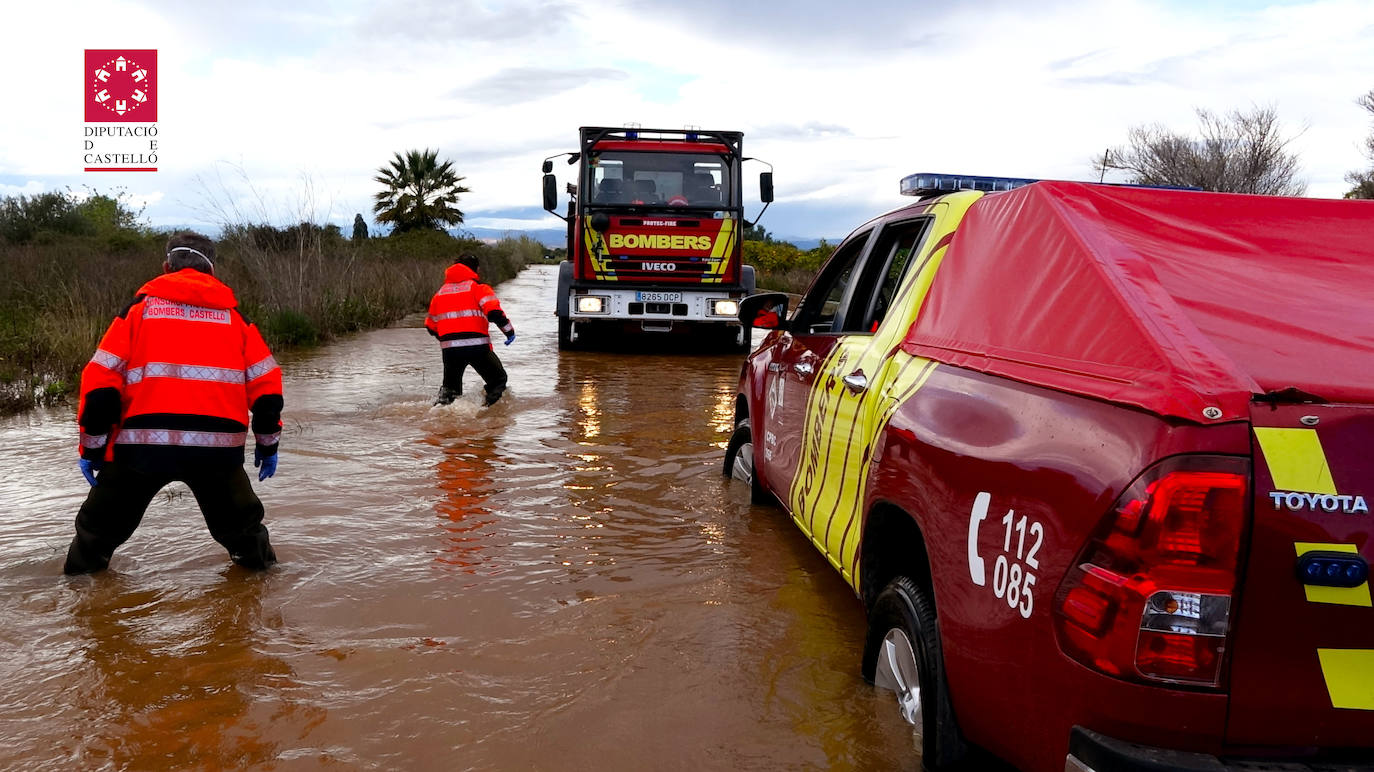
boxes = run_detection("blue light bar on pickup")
[900,173,1040,197]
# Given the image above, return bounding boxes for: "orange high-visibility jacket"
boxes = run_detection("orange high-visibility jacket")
[424,262,514,349]
[77,269,283,465]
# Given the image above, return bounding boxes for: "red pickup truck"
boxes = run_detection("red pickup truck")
[726,175,1374,771]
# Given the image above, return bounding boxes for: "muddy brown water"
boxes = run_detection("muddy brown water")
[0,264,918,770]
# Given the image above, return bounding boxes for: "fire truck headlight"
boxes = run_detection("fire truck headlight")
[577,296,607,314]
[710,299,739,317]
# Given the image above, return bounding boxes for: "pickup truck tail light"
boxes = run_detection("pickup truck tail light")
[1054,456,1249,687]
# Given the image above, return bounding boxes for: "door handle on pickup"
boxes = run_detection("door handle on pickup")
[793,361,814,377]
[842,371,868,395]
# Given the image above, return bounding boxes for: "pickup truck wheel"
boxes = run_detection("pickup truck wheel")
[863,576,966,768]
[723,422,770,505]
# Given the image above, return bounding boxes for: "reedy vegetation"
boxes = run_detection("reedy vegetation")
[0,189,539,415]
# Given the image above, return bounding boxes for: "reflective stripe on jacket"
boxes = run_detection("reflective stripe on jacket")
[77,268,283,461]
[424,263,514,346]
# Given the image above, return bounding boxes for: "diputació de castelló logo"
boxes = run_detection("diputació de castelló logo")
[84,49,158,172]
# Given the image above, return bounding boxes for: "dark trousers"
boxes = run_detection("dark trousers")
[64,461,276,574]
[440,344,508,404]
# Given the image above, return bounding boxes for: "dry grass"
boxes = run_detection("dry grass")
[0,230,540,415]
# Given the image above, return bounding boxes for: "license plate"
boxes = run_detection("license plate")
[636,291,682,303]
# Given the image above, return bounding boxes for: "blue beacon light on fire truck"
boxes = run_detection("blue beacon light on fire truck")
[900,172,1039,197]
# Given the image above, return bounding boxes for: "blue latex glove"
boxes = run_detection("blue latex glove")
[254,447,278,481]
[504,333,516,346]
[79,458,102,487]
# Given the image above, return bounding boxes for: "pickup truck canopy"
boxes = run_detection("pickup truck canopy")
[903,181,1374,423]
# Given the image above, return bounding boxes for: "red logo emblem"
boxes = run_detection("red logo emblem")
[85,49,156,122]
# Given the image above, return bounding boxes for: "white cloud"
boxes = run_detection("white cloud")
[466,216,560,231]
[0,181,50,198]
[1,0,1371,239]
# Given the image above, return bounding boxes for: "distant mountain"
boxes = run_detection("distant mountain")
[451,226,564,248]
[776,237,835,250]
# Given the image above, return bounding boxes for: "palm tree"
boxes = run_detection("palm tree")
[372,149,470,233]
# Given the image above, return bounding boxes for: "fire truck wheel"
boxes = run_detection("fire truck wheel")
[557,318,577,350]
[731,326,753,354]
[862,576,967,769]
[723,422,771,505]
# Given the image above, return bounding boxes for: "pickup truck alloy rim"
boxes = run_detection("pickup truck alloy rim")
[875,628,923,731]
[731,439,754,486]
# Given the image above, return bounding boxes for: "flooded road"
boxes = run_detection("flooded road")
[0,264,918,770]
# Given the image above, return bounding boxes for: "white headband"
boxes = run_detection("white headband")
[167,246,214,269]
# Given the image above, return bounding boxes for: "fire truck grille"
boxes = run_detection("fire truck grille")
[629,303,690,316]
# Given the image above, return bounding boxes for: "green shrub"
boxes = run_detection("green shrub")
[262,309,320,347]
[0,192,93,243]
[745,239,832,294]
[373,228,466,261]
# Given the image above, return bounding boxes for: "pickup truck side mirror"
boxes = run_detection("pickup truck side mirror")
[738,292,789,330]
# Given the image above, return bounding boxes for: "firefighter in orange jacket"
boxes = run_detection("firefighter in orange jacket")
[425,253,515,406]
[64,231,283,574]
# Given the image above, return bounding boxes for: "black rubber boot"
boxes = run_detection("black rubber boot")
[63,537,111,575]
[433,386,460,406]
[229,530,277,570]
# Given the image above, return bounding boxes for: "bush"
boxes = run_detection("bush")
[0,188,146,246]
[0,192,93,243]
[482,233,545,285]
[262,309,320,346]
[370,228,474,261]
[744,239,832,294]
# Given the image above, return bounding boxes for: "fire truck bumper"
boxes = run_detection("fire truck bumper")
[566,286,747,325]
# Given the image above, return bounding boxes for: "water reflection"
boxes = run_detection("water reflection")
[710,385,738,447]
[0,266,920,770]
[429,433,496,574]
[577,383,601,440]
[68,570,316,769]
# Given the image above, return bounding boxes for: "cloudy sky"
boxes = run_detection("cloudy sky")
[2,0,1372,243]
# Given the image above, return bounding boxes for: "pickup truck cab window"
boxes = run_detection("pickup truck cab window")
[846,218,930,334]
[792,229,873,334]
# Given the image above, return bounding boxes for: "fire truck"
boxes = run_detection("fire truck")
[541,126,773,351]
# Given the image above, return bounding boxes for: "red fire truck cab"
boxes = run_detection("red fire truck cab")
[542,126,773,351]
[726,174,1374,771]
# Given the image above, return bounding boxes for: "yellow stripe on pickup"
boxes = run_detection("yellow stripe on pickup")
[1318,649,1374,710]
[1295,542,1372,607]
[1254,427,1336,494]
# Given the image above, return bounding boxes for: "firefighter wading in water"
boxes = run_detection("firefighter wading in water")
[64,231,282,574]
[425,253,515,406]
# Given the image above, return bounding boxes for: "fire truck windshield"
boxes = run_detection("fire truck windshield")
[587,151,734,208]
